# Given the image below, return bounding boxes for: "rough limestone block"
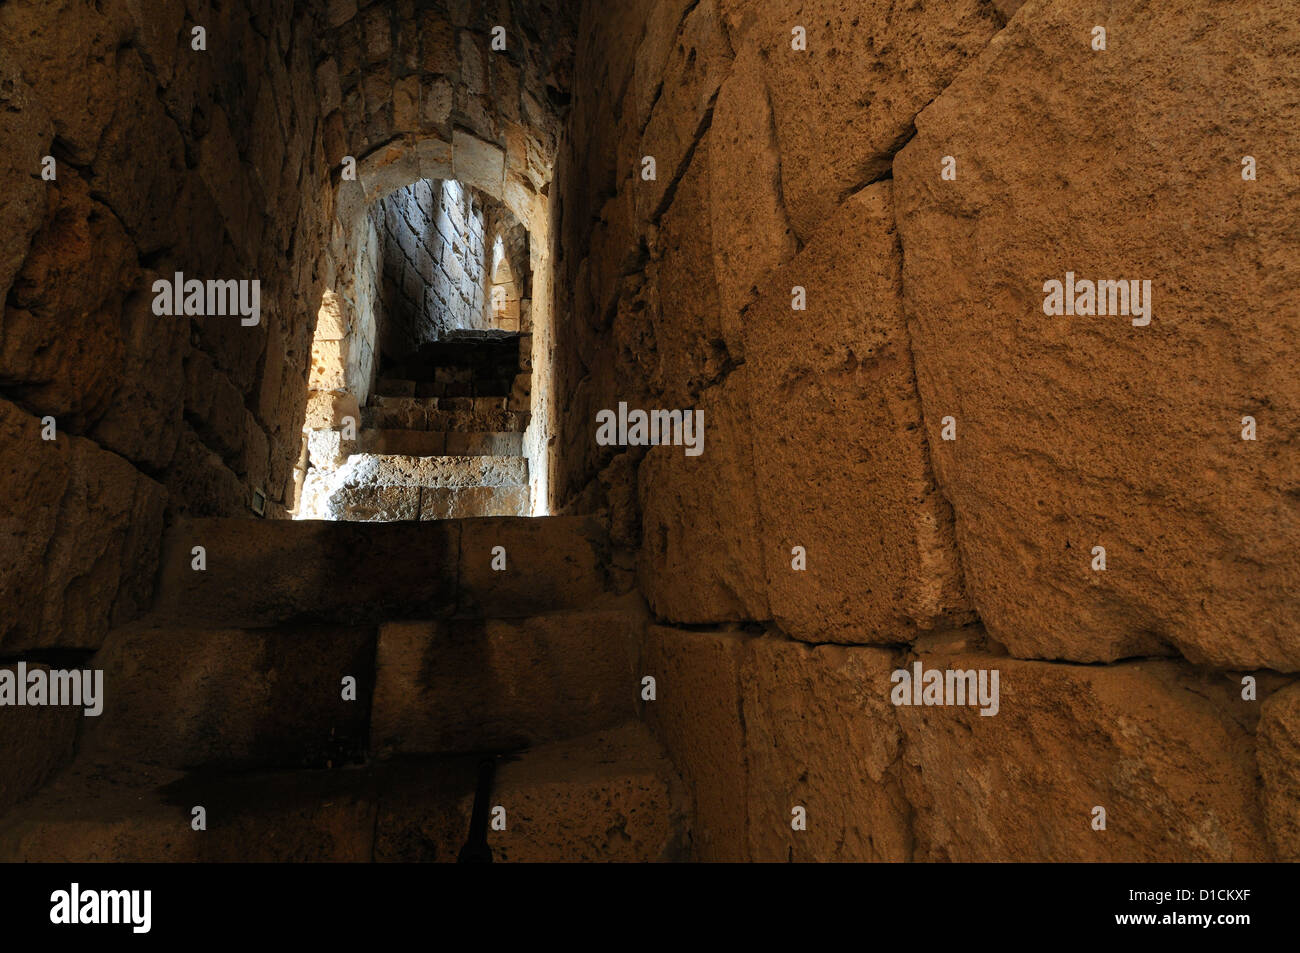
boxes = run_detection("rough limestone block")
[151,517,460,627]
[371,610,640,755]
[332,484,422,521]
[741,635,910,862]
[644,626,751,861]
[708,44,798,325]
[453,129,506,197]
[489,724,687,862]
[636,0,731,222]
[730,0,998,240]
[1259,682,1300,861]
[742,183,968,643]
[83,625,375,770]
[0,761,376,862]
[646,138,733,403]
[0,399,165,652]
[457,516,617,616]
[893,0,1300,670]
[419,485,530,520]
[898,653,1270,861]
[0,664,79,816]
[638,368,768,622]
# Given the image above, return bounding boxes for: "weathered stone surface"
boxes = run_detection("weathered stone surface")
[151,517,460,627]
[898,653,1270,861]
[490,724,688,862]
[0,399,166,651]
[419,484,529,519]
[731,0,998,240]
[371,609,640,755]
[636,0,731,222]
[0,761,376,862]
[0,664,79,816]
[1258,682,1300,861]
[457,515,622,616]
[743,182,968,643]
[741,635,910,862]
[83,624,375,770]
[643,626,750,861]
[894,0,1300,670]
[708,44,797,324]
[638,368,768,622]
[0,59,51,313]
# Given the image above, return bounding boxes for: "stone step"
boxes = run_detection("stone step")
[79,606,643,771]
[297,454,530,520]
[0,724,686,862]
[362,396,528,433]
[357,429,524,457]
[311,483,531,521]
[148,516,625,628]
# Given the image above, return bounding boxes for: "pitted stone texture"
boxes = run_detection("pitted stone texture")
[741,635,910,862]
[83,624,375,770]
[419,485,529,519]
[708,44,798,323]
[0,399,165,652]
[643,626,751,861]
[742,183,968,644]
[898,653,1270,862]
[638,368,768,623]
[635,0,731,224]
[722,0,997,241]
[1258,682,1300,861]
[489,724,688,862]
[0,664,79,816]
[371,609,641,756]
[894,0,1300,670]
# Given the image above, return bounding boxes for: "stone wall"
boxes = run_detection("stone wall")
[374,179,486,356]
[0,0,332,655]
[551,0,1300,859]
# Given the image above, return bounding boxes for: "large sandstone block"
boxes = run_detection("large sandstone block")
[898,652,1270,861]
[83,624,376,770]
[635,0,731,223]
[638,369,769,623]
[0,399,165,651]
[708,44,798,323]
[741,635,910,862]
[371,610,641,756]
[894,0,1300,670]
[489,724,688,863]
[1258,682,1300,861]
[151,517,460,627]
[742,182,968,643]
[0,761,376,862]
[643,626,751,861]
[457,516,622,616]
[0,664,79,816]
[724,0,998,241]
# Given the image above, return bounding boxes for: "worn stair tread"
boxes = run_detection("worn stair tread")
[81,602,645,771]
[357,429,524,457]
[0,724,687,862]
[148,516,627,627]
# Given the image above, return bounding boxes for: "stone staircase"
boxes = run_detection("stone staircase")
[0,517,689,862]
[297,371,532,521]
